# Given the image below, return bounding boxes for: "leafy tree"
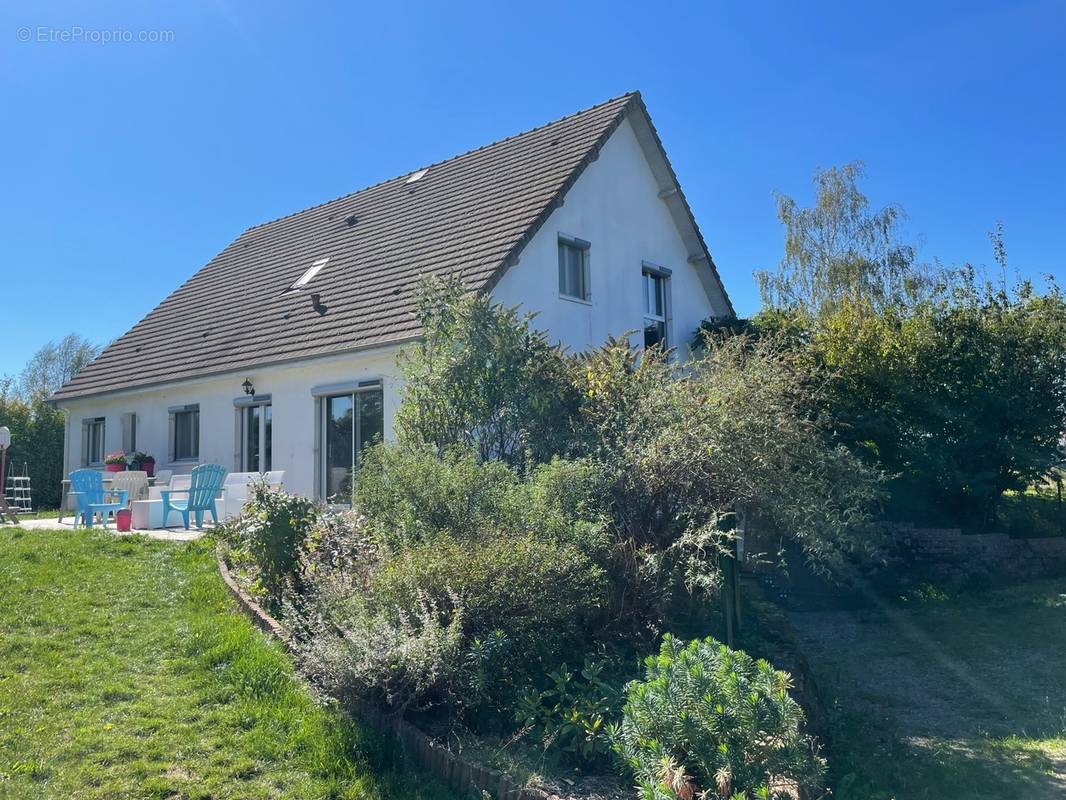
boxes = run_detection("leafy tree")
[0,335,100,510]
[0,396,64,509]
[18,334,101,402]
[755,161,921,316]
[810,271,1066,527]
[752,163,1066,529]
[394,277,582,467]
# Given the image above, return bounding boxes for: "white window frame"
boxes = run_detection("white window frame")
[558,234,591,303]
[169,404,200,463]
[642,263,672,349]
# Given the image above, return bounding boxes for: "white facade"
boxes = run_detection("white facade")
[492,117,724,359]
[56,117,730,499]
[59,346,405,499]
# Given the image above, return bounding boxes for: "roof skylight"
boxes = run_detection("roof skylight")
[290,257,330,290]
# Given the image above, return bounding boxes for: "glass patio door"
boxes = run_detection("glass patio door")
[241,402,272,472]
[323,387,383,501]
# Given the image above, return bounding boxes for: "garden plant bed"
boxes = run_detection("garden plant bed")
[217,552,630,800]
[0,526,453,800]
[789,579,1066,799]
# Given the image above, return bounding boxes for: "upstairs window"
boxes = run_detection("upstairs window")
[642,268,670,349]
[558,236,591,302]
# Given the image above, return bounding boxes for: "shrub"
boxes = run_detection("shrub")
[299,588,466,712]
[394,275,583,467]
[302,532,605,722]
[355,442,522,549]
[0,396,64,509]
[295,507,381,588]
[369,534,607,703]
[356,442,612,559]
[574,334,882,623]
[516,457,612,556]
[801,275,1066,528]
[221,484,319,603]
[613,635,825,800]
[515,657,623,767]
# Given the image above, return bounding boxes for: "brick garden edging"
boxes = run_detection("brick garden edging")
[216,556,549,800]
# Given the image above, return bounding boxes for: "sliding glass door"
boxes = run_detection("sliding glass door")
[323,387,383,501]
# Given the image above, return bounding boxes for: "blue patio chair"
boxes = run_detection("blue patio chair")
[161,464,226,530]
[69,469,129,529]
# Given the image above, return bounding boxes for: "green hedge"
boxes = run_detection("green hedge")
[0,398,64,510]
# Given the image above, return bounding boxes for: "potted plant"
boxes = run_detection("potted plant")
[132,452,156,478]
[104,452,128,473]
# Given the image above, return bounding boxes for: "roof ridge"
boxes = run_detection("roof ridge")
[242,91,639,234]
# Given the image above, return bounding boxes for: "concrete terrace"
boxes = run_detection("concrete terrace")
[12,517,208,542]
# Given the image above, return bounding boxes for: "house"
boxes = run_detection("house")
[51,92,734,500]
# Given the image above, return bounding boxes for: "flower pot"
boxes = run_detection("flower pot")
[116,509,132,532]
[105,463,126,473]
[142,462,155,478]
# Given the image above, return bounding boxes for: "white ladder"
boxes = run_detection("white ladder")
[4,465,32,514]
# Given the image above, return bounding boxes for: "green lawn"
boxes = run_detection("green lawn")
[790,580,1066,800]
[0,527,453,800]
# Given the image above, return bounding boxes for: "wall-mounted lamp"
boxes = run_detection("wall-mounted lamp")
[242,379,254,396]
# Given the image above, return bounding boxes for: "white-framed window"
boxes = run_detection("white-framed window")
[81,417,105,467]
[642,266,671,349]
[320,383,384,502]
[239,400,272,472]
[169,404,200,462]
[558,235,591,302]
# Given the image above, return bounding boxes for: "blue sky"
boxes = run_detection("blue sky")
[1,1,1064,377]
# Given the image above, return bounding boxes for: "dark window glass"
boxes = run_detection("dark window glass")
[357,389,384,462]
[174,409,199,461]
[244,405,260,472]
[264,405,272,471]
[323,388,383,501]
[87,420,105,465]
[642,271,668,349]
[558,240,590,300]
[325,394,353,500]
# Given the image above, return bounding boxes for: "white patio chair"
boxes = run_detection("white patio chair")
[148,473,191,501]
[109,470,150,503]
[221,470,286,520]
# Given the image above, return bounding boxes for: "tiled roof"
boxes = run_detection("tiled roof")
[53,92,729,401]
